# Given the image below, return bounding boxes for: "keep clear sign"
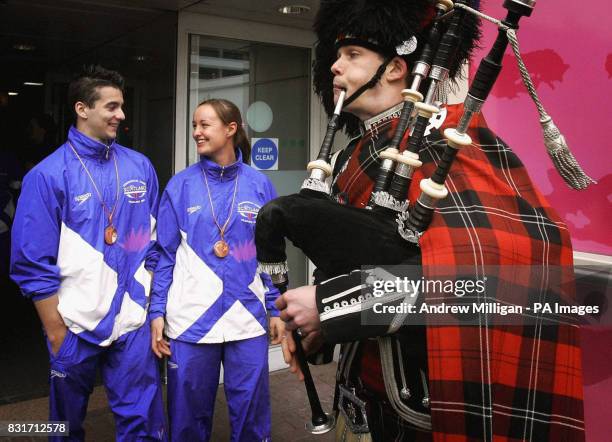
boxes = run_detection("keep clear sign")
[251,138,279,170]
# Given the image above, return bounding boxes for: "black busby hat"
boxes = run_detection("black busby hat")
[313,0,481,135]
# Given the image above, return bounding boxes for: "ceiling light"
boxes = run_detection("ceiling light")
[13,43,36,51]
[24,82,44,86]
[278,4,310,15]
[8,92,18,96]
[132,55,150,62]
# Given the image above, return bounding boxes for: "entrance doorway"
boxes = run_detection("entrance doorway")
[0,0,177,403]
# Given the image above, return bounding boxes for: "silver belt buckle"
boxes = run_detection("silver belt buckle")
[338,385,370,434]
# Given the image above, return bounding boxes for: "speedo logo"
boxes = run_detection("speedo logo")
[187,205,201,215]
[237,201,260,224]
[123,180,147,204]
[50,369,66,379]
[168,362,179,369]
[74,192,92,205]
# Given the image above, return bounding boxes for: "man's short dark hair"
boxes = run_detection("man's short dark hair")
[67,65,124,116]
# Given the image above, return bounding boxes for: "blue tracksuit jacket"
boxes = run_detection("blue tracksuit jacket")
[10,126,159,346]
[149,150,280,343]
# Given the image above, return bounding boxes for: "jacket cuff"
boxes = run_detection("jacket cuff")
[316,266,422,343]
[315,270,376,342]
[267,308,280,317]
[29,290,58,302]
[148,310,165,321]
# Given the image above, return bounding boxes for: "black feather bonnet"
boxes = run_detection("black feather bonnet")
[313,0,482,135]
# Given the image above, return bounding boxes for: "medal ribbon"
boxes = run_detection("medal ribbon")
[201,166,240,246]
[68,141,120,236]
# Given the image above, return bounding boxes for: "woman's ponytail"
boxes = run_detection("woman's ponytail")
[234,124,251,164]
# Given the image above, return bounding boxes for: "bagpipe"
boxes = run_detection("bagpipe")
[255,0,593,434]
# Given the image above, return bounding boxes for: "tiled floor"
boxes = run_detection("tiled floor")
[0,363,338,441]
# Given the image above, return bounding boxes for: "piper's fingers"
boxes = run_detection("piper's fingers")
[279,309,293,323]
[275,294,287,311]
[285,320,298,332]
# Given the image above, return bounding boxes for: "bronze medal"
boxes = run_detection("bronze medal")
[104,225,118,245]
[201,167,240,260]
[213,239,229,258]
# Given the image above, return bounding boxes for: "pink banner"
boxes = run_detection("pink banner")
[472,0,611,256]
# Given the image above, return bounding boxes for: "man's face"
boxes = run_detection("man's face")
[79,86,125,142]
[331,45,385,115]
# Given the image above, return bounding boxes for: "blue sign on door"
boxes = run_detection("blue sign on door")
[251,138,279,170]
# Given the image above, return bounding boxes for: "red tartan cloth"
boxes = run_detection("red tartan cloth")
[335,103,585,441]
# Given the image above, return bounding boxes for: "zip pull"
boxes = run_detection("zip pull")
[105,145,110,160]
[220,166,224,178]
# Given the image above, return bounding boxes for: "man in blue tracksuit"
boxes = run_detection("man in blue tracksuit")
[10,65,166,441]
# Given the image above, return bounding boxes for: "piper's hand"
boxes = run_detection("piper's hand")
[269,316,285,345]
[275,285,320,335]
[151,316,171,359]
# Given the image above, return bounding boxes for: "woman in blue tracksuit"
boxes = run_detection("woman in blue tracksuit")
[149,98,284,442]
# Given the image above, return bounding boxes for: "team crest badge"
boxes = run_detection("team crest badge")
[123,180,147,204]
[237,201,260,224]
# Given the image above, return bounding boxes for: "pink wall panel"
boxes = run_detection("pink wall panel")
[472,1,611,256]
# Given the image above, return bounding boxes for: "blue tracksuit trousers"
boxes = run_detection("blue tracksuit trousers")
[167,334,271,442]
[47,323,166,441]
